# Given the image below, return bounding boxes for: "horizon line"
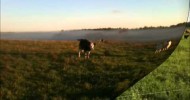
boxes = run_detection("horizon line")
[1,22,188,33]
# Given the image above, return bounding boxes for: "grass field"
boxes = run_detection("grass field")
[0,38,179,99]
[117,33,190,100]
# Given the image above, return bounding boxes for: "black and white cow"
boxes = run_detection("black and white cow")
[78,39,95,59]
[184,30,190,39]
[155,40,172,54]
[184,34,189,39]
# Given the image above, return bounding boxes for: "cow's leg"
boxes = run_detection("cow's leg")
[78,50,81,58]
[84,51,90,59]
[87,51,91,59]
[155,50,158,54]
[159,49,162,53]
[85,52,87,59]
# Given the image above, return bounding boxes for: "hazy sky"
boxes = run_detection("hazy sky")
[1,0,189,32]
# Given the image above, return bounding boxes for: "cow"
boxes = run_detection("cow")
[78,39,95,59]
[184,30,190,39]
[184,34,189,39]
[155,40,172,54]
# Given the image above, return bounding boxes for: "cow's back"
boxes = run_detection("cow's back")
[78,39,91,51]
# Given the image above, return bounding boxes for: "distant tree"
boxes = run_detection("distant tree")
[143,26,148,29]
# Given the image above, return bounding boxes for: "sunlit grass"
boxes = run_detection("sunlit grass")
[118,34,190,100]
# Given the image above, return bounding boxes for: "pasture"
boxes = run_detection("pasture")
[118,33,190,100]
[0,39,179,99]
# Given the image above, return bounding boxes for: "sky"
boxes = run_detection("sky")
[1,0,189,32]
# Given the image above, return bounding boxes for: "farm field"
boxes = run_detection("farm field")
[117,33,190,100]
[0,39,179,99]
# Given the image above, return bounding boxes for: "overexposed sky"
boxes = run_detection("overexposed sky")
[1,0,189,32]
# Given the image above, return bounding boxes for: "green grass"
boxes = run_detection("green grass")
[0,39,179,100]
[117,34,190,100]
